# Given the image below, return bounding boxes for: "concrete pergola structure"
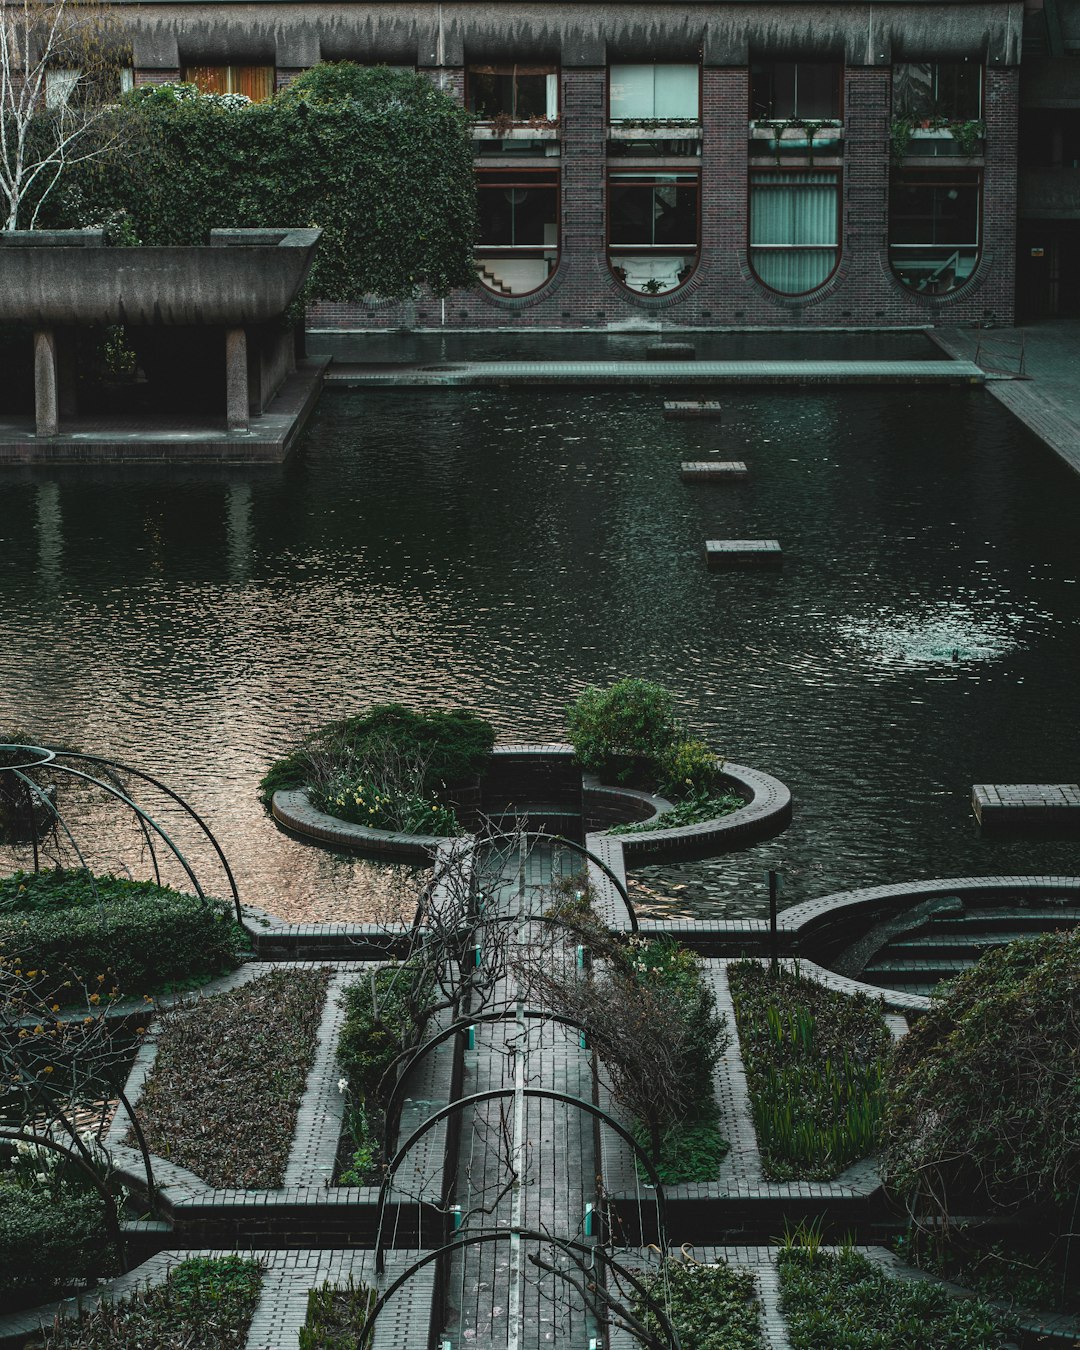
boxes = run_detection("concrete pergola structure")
[0,226,320,440]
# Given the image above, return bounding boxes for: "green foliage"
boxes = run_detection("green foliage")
[608,789,744,834]
[632,1100,728,1184]
[778,1248,1014,1349]
[312,775,460,836]
[882,929,1080,1233]
[729,962,891,1180]
[299,1276,376,1350]
[336,962,432,1183]
[567,679,681,775]
[0,869,246,1002]
[0,1177,110,1310]
[633,1258,764,1350]
[54,66,479,302]
[656,736,724,796]
[260,703,495,807]
[135,968,331,1188]
[27,1255,263,1349]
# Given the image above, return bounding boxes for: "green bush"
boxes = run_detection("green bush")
[656,737,724,796]
[883,929,1080,1234]
[0,1178,111,1310]
[633,1258,763,1350]
[778,1248,1014,1349]
[53,65,478,303]
[0,869,246,1002]
[260,704,496,808]
[567,679,681,776]
[311,775,460,836]
[336,961,433,1183]
[608,789,744,834]
[299,1277,376,1350]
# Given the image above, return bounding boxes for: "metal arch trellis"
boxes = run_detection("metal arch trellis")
[0,743,241,921]
[359,1230,682,1350]
[376,1007,603,1165]
[373,1085,671,1276]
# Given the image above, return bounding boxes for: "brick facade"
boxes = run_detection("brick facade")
[129,1,1020,332]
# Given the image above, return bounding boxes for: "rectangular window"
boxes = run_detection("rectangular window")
[893,63,982,122]
[609,171,698,245]
[182,66,275,103]
[45,66,132,107]
[609,65,699,121]
[477,170,559,248]
[468,66,558,121]
[751,63,841,120]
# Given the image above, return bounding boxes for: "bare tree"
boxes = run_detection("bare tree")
[0,0,126,230]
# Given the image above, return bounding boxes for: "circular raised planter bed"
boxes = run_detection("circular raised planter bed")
[273,745,792,864]
[591,761,793,865]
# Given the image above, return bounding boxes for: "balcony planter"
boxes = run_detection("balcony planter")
[472,122,559,140]
[891,119,985,162]
[609,121,702,140]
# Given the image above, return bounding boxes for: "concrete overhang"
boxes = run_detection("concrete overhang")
[0,227,321,327]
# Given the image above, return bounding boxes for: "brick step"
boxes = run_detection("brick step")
[914,907,1080,934]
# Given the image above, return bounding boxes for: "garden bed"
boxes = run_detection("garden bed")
[23,1255,263,1350]
[728,962,891,1181]
[778,1247,1015,1349]
[633,1257,764,1349]
[129,968,331,1188]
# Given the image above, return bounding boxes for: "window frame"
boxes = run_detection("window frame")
[606,166,701,295]
[888,166,983,295]
[607,64,702,124]
[466,64,560,123]
[747,166,843,297]
[892,62,983,123]
[181,65,276,102]
[749,61,844,122]
[474,166,561,297]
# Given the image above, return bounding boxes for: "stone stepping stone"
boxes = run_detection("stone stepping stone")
[681,460,748,481]
[664,400,723,418]
[705,539,782,568]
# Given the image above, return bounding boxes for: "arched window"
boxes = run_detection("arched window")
[889,169,981,294]
[475,169,560,296]
[608,170,699,294]
[749,170,839,294]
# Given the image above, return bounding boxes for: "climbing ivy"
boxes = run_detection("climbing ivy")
[52,65,479,301]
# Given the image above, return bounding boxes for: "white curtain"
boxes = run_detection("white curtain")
[609,65,698,119]
[750,172,839,293]
[546,73,558,120]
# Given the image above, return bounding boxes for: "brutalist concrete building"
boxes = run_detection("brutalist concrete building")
[117,0,1051,330]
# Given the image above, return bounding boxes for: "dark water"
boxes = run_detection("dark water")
[2,380,1079,921]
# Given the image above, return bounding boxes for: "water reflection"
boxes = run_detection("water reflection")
[1,383,1079,922]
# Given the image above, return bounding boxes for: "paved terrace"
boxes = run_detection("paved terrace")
[932,319,1080,477]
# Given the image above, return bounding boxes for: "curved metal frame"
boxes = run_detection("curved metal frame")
[377,1006,597,1157]
[0,744,242,921]
[481,828,639,931]
[362,1229,681,1350]
[374,1085,668,1273]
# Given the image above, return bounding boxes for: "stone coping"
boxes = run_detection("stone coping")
[611,761,793,864]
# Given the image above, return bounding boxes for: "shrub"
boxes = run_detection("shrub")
[728,962,891,1180]
[311,775,460,836]
[0,1177,111,1311]
[0,869,246,1002]
[633,1258,763,1350]
[882,929,1080,1241]
[656,737,724,796]
[567,679,681,775]
[608,789,744,834]
[778,1248,1014,1349]
[259,704,495,808]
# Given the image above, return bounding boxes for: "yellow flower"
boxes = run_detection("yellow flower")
[42,1065,53,1074]
[89,993,100,1005]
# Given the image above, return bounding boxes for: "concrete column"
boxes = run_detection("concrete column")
[33,329,58,438]
[225,327,249,433]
